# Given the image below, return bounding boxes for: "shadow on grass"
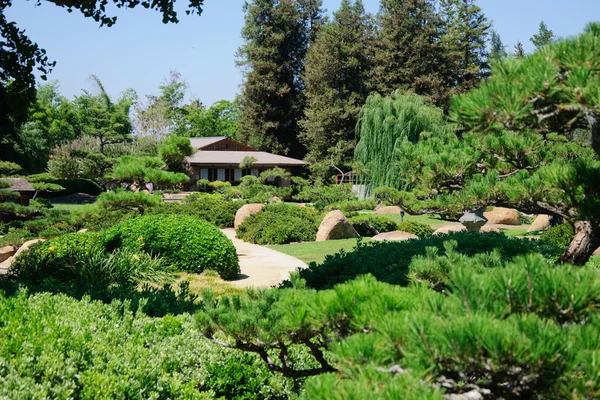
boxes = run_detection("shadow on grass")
[281,232,562,290]
[0,277,203,317]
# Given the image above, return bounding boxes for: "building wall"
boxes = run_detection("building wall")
[188,165,293,190]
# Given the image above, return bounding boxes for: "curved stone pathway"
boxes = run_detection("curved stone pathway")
[221,228,308,288]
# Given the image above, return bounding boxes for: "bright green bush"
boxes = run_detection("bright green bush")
[350,215,398,237]
[104,214,240,279]
[0,292,298,399]
[541,223,574,248]
[288,232,562,290]
[150,193,245,228]
[293,184,356,206]
[326,200,376,213]
[9,232,170,288]
[236,203,320,245]
[396,221,434,237]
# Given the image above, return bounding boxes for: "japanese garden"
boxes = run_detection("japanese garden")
[1,0,600,398]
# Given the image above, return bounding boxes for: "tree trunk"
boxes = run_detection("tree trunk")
[560,221,600,265]
[586,111,600,158]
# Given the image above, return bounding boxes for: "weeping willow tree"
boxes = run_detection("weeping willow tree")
[354,92,452,190]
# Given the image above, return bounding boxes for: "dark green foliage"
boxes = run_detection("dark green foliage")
[541,223,575,248]
[489,29,507,60]
[350,215,398,237]
[52,178,102,196]
[159,135,194,173]
[96,190,162,215]
[0,160,22,176]
[293,183,355,206]
[237,203,320,245]
[300,0,373,178]
[149,193,245,228]
[530,21,555,49]
[325,200,376,213]
[0,189,19,201]
[290,232,561,290]
[396,221,434,237]
[104,214,240,279]
[9,232,170,289]
[237,0,324,158]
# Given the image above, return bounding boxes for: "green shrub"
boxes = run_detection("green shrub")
[396,221,434,237]
[50,178,102,196]
[9,232,170,288]
[237,203,320,245]
[97,189,162,214]
[104,214,240,279]
[287,232,562,290]
[326,200,376,213]
[150,193,245,228]
[0,292,298,399]
[541,223,574,248]
[294,184,356,206]
[350,215,398,237]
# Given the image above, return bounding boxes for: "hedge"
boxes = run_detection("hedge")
[104,214,240,279]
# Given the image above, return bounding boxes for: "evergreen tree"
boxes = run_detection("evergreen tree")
[300,0,373,179]
[370,0,448,104]
[514,41,525,58]
[489,29,507,60]
[236,0,324,158]
[439,0,491,93]
[530,21,555,49]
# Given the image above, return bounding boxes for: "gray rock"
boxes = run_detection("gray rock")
[459,210,488,232]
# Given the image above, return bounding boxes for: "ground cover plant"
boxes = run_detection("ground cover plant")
[104,214,240,280]
[237,203,321,245]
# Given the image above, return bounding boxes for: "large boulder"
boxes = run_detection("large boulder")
[316,210,359,242]
[483,207,520,225]
[528,214,551,232]
[234,203,265,229]
[434,225,466,235]
[0,239,46,272]
[372,231,418,242]
[375,206,402,215]
[0,245,15,263]
[480,225,501,233]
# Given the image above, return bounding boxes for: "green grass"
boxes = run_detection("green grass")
[358,211,450,229]
[268,238,372,264]
[50,203,91,211]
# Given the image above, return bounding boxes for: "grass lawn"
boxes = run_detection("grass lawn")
[50,203,92,211]
[173,271,244,297]
[268,237,371,265]
[358,211,451,229]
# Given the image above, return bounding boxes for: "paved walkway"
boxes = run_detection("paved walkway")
[221,229,308,288]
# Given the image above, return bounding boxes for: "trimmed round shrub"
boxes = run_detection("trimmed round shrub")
[541,223,574,248]
[50,178,102,197]
[104,214,240,279]
[326,200,377,213]
[396,221,434,238]
[237,203,320,245]
[350,215,398,237]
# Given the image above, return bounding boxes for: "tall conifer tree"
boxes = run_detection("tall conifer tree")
[489,29,507,60]
[530,21,555,49]
[370,0,448,104]
[439,0,490,94]
[236,0,324,158]
[300,0,373,179]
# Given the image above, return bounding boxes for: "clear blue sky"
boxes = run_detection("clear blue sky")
[5,0,600,106]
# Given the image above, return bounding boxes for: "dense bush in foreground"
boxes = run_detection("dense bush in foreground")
[287,232,562,289]
[237,203,321,245]
[0,292,298,399]
[104,214,240,279]
[200,254,600,399]
[541,222,574,248]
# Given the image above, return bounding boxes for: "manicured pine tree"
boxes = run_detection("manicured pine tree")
[370,0,448,105]
[530,21,555,49]
[236,0,324,159]
[300,0,374,179]
[439,0,491,93]
[489,29,507,60]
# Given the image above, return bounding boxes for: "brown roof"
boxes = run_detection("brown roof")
[189,137,229,149]
[186,151,307,167]
[2,178,35,192]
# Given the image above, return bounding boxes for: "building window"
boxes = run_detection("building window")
[217,169,226,181]
[234,169,242,181]
[251,168,259,177]
[200,168,208,180]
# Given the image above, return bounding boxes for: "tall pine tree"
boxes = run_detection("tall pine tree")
[439,0,490,94]
[370,0,448,104]
[530,21,555,49]
[489,29,507,60]
[236,0,324,158]
[300,0,373,179]
[514,41,525,58]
